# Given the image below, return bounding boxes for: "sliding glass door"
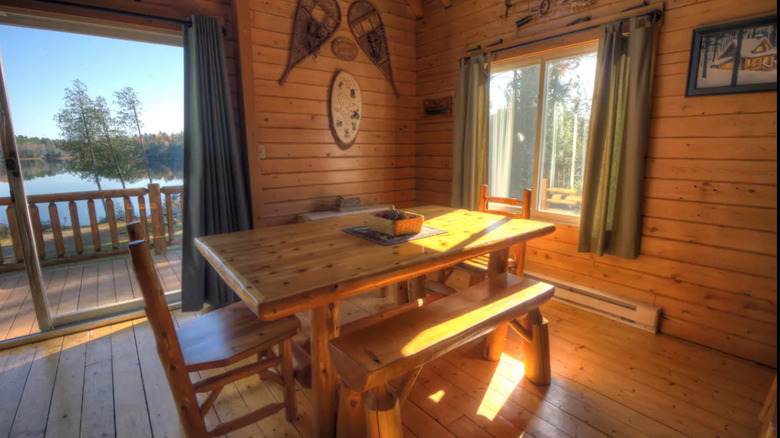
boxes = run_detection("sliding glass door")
[0,12,184,342]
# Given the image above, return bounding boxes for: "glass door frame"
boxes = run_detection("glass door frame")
[0,11,183,341]
[0,54,53,332]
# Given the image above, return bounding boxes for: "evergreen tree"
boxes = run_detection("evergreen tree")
[54,80,103,191]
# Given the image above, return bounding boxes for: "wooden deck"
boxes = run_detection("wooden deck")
[0,250,182,342]
[0,286,773,437]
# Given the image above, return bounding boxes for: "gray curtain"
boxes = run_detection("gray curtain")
[181,16,253,311]
[452,54,491,210]
[578,17,657,259]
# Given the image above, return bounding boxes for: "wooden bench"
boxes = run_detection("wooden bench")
[329,273,555,437]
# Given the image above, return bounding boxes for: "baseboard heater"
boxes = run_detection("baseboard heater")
[525,271,661,333]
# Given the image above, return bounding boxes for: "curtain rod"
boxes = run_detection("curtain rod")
[18,0,192,26]
[463,8,663,61]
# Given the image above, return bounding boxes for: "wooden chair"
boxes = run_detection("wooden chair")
[459,185,533,284]
[126,222,300,438]
[329,273,555,437]
[425,185,533,296]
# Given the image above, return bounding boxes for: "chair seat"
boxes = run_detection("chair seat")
[456,254,517,275]
[177,303,301,372]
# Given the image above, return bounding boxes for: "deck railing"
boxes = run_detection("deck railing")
[0,183,182,272]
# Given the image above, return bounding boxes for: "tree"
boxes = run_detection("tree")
[93,96,128,188]
[55,80,103,191]
[115,87,153,183]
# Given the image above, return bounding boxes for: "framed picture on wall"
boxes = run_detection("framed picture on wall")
[686,15,777,97]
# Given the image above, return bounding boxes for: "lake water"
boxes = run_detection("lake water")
[0,160,182,227]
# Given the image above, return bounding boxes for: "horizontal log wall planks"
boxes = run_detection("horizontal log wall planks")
[247,0,418,226]
[415,0,777,366]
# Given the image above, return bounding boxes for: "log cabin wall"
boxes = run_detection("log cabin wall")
[416,0,778,366]
[245,0,418,227]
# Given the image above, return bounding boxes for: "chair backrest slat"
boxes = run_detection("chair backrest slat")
[476,185,533,274]
[127,222,208,437]
[478,184,532,219]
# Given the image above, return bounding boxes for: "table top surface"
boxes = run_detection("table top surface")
[195,205,556,319]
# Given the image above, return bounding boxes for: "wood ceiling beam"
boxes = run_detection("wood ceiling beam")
[405,0,423,18]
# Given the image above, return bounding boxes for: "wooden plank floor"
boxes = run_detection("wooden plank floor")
[0,283,773,437]
[0,250,182,342]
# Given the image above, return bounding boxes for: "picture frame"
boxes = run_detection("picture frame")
[685,15,777,97]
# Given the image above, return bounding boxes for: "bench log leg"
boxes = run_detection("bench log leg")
[482,248,510,361]
[482,323,509,361]
[364,384,403,438]
[312,303,340,437]
[520,308,551,385]
[337,385,366,438]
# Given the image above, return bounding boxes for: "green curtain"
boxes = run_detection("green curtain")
[452,54,491,210]
[578,17,657,259]
[181,16,253,311]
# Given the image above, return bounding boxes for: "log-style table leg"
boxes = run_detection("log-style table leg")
[482,248,510,361]
[410,275,426,300]
[395,280,409,305]
[311,302,340,437]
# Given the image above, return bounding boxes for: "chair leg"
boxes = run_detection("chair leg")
[364,383,402,438]
[337,385,366,438]
[281,339,298,421]
[469,273,486,286]
[520,309,551,385]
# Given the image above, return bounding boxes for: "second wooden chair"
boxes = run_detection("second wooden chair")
[432,185,533,289]
[126,222,300,437]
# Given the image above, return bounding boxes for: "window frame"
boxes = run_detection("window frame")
[490,42,599,226]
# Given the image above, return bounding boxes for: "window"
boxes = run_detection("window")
[489,45,598,222]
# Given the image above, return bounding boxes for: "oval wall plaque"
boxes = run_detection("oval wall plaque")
[331,37,358,61]
[329,71,362,150]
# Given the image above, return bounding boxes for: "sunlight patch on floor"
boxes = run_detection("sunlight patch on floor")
[476,352,526,420]
[428,389,446,403]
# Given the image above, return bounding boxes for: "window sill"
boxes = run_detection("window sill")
[531,213,580,228]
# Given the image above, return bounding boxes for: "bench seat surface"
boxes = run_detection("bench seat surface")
[329,274,554,391]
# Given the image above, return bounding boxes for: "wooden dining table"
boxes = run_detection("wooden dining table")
[194,205,556,438]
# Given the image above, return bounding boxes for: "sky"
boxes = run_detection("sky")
[0,24,183,138]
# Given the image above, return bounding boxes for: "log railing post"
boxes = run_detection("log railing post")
[148,184,165,254]
[49,203,65,258]
[124,196,134,222]
[138,195,149,242]
[165,193,174,243]
[105,198,120,249]
[28,203,45,259]
[7,206,22,262]
[87,199,101,252]
[69,200,83,254]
